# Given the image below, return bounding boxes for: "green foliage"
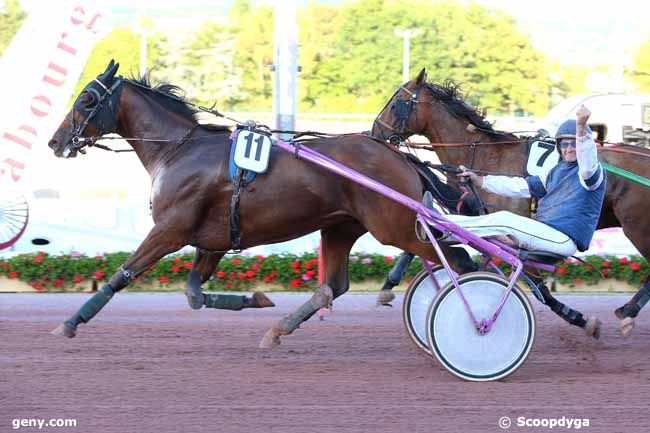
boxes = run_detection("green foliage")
[0,0,27,55]
[1,1,583,117]
[629,39,650,91]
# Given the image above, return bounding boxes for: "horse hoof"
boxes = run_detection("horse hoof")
[259,329,281,349]
[619,317,635,337]
[184,289,204,310]
[584,316,601,340]
[50,323,76,338]
[376,289,395,306]
[252,291,275,308]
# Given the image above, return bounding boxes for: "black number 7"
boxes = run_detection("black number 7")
[536,142,555,167]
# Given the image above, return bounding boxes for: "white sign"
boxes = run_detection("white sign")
[233,130,272,173]
[0,1,112,189]
[526,139,560,181]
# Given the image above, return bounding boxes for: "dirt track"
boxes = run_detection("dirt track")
[1,292,649,433]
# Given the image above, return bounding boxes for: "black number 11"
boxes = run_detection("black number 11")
[244,133,266,161]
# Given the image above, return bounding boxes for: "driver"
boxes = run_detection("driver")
[441,105,606,256]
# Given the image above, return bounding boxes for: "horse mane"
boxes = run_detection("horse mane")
[424,80,510,139]
[126,73,230,132]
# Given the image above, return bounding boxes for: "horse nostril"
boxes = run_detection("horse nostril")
[48,139,58,149]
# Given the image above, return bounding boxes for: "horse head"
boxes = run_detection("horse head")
[372,68,429,144]
[48,59,123,158]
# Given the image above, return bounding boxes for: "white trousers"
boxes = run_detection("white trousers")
[445,211,578,257]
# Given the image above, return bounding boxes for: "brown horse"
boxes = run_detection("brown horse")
[372,69,650,337]
[47,61,475,346]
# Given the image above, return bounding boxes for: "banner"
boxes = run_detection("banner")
[0,1,112,189]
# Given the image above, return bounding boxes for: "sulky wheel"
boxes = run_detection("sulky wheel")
[426,272,535,382]
[0,194,29,250]
[402,266,457,355]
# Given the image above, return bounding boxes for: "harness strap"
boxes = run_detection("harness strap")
[229,168,244,251]
[601,162,650,188]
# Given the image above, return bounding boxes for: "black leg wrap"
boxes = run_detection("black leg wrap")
[204,293,246,310]
[66,284,115,328]
[615,277,650,319]
[108,267,135,292]
[551,301,587,328]
[381,252,415,290]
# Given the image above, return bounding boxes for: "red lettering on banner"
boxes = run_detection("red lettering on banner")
[1,158,26,182]
[70,6,84,25]
[86,13,103,33]
[43,63,68,87]
[2,125,37,150]
[57,32,77,56]
[30,95,52,117]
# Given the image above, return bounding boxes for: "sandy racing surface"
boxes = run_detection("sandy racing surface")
[1,292,649,433]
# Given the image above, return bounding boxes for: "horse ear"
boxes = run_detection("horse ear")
[415,68,427,85]
[105,60,120,82]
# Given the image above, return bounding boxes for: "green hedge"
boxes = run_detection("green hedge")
[1,251,647,292]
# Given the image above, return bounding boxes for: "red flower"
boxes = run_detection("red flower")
[290,261,300,269]
[159,276,169,283]
[225,283,232,289]
[216,271,225,278]
[289,278,302,288]
[73,276,82,284]
[246,270,256,278]
[1,262,9,269]
[310,259,318,266]
[384,256,394,264]
[572,278,582,285]
[250,263,261,270]
[183,261,192,269]
[602,269,610,277]
[238,272,247,281]
[619,257,629,264]
[630,262,641,271]
[231,258,241,266]
[492,257,502,265]
[32,282,44,291]
[41,276,48,282]
[53,279,64,287]
[255,255,264,261]
[303,261,313,270]
[33,256,43,264]
[38,251,47,257]
[601,260,610,268]
[228,272,236,280]
[406,277,413,284]
[172,257,182,264]
[93,270,104,280]
[171,265,180,273]
[556,267,566,275]
[305,270,316,278]
[262,276,272,283]
[8,271,18,279]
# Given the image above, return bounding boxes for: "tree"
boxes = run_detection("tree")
[0,0,27,55]
[629,39,650,91]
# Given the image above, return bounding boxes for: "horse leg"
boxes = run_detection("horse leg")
[259,221,365,349]
[51,225,186,338]
[184,250,274,311]
[377,251,415,306]
[615,276,650,337]
[536,279,601,339]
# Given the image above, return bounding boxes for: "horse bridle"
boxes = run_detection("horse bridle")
[66,77,124,157]
[372,83,425,145]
